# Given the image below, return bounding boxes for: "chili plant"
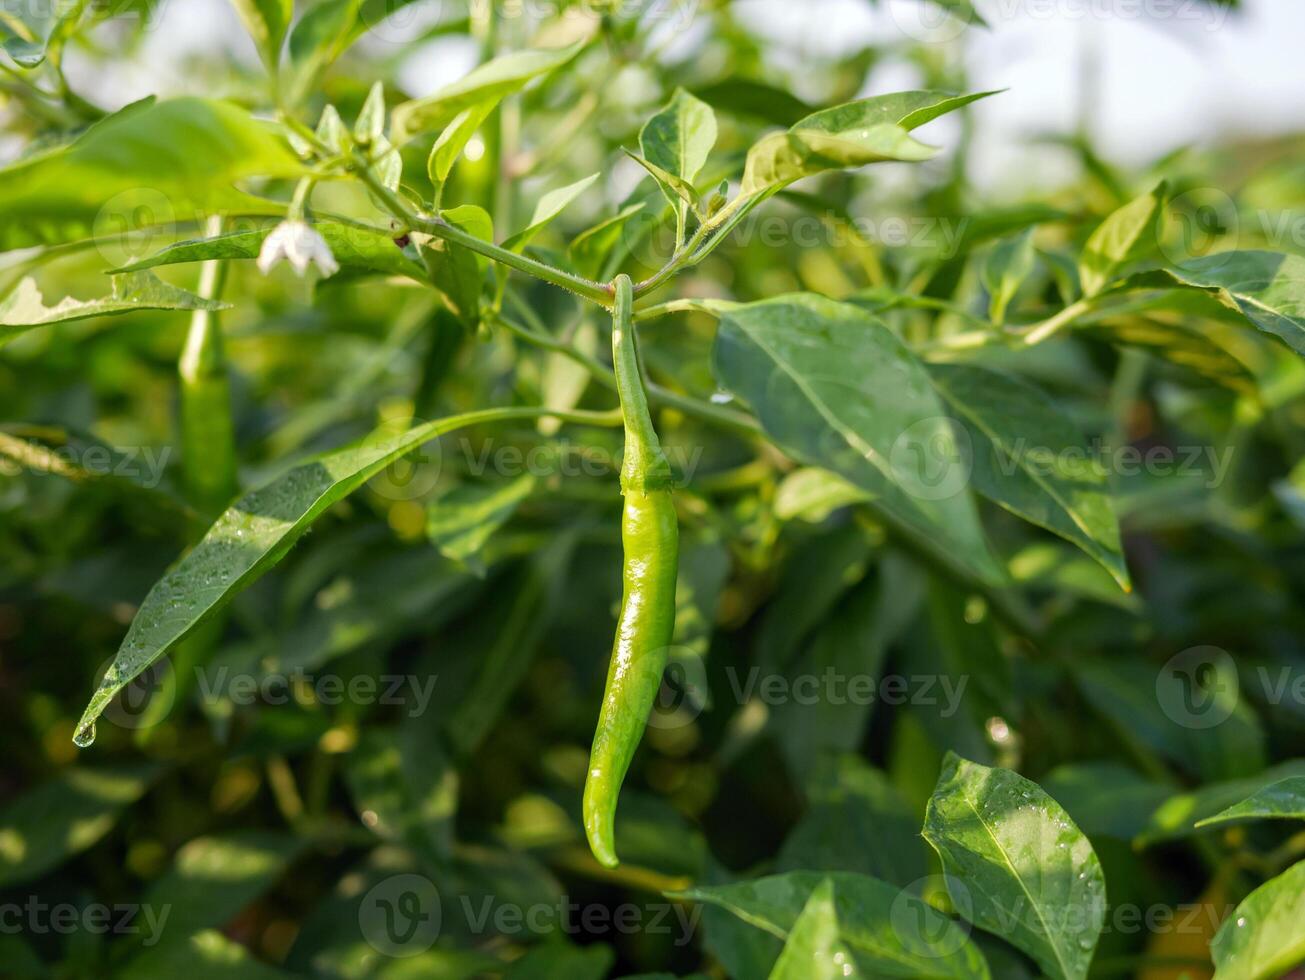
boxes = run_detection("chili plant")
[1,2,1304,979]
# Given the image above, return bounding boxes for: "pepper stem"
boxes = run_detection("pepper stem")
[611,275,672,492]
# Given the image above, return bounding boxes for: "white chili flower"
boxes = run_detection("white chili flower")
[256,220,339,278]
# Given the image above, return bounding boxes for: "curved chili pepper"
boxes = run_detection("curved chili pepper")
[583,274,680,868]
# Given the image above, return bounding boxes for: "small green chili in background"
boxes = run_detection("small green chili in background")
[583,274,680,869]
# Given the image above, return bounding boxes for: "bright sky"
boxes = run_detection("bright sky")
[51,0,1305,192]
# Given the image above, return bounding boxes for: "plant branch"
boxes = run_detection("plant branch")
[350,157,614,307]
[491,307,762,441]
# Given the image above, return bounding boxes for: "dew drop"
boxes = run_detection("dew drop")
[73,723,97,748]
[1236,916,1247,928]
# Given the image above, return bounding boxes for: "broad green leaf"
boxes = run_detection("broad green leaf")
[1074,658,1265,783]
[767,879,853,980]
[117,930,295,980]
[641,88,717,185]
[426,474,537,573]
[0,97,303,252]
[0,272,223,345]
[770,573,914,774]
[1132,250,1305,356]
[1210,860,1305,980]
[1078,181,1168,296]
[923,753,1107,980]
[502,173,600,253]
[1079,288,1271,393]
[739,90,997,199]
[71,406,615,745]
[711,294,1004,586]
[982,228,1036,324]
[777,755,927,888]
[139,832,300,943]
[392,39,588,142]
[673,871,991,979]
[928,363,1129,589]
[639,88,716,220]
[0,765,156,887]
[1136,761,1305,846]
[1195,776,1305,828]
[112,222,425,280]
[1041,763,1172,841]
[230,0,292,70]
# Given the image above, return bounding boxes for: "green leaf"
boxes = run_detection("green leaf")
[392,39,588,142]
[71,406,613,745]
[923,753,1107,980]
[928,363,1129,590]
[641,88,717,185]
[1136,762,1305,846]
[1078,288,1271,393]
[0,97,303,252]
[767,879,853,980]
[0,765,156,887]
[284,0,359,105]
[0,0,86,68]
[639,88,716,220]
[354,80,386,143]
[426,474,537,573]
[739,90,997,199]
[346,725,456,863]
[446,535,577,756]
[139,832,301,944]
[1133,250,1305,356]
[711,294,1004,586]
[112,222,425,280]
[0,272,226,345]
[1195,776,1305,828]
[230,0,292,71]
[1041,763,1173,841]
[625,148,700,213]
[1210,860,1305,980]
[1078,181,1168,296]
[673,871,991,979]
[422,205,491,327]
[502,173,600,253]
[428,101,497,186]
[1074,658,1265,784]
[503,942,615,980]
[777,755,927,888]
[982,228,1036,324]
[117,930,295,980]
[773,467,871,522]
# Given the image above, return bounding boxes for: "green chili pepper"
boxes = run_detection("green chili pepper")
[583,274,679,869]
